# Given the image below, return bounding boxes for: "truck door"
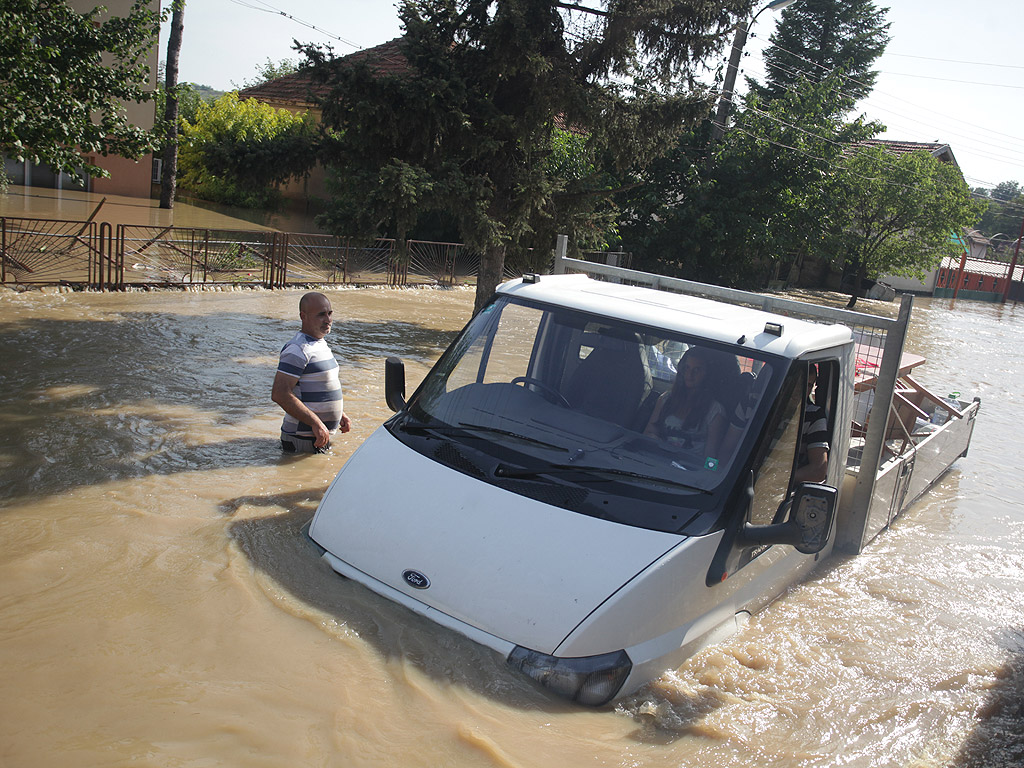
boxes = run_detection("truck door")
[709,359,839,583]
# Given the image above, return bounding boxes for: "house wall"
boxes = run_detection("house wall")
[89,153,156,198]
[880,269,938,294]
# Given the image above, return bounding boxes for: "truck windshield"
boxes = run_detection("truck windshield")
[392,295,781,533]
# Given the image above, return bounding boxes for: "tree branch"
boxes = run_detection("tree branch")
[553,2,610,18]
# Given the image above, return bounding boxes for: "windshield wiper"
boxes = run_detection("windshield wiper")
[493,463,712,493]
[398,419,562,450]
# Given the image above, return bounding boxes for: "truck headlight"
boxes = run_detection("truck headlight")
[507,646,632,706]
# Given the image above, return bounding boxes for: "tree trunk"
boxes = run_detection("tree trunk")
[159,1,185,210]
[845,261,867,309]
[474,243,506,315]
[392,225,407,286]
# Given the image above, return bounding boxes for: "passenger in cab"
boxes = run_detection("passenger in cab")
[644,346,729,469]
[794,363,829,483]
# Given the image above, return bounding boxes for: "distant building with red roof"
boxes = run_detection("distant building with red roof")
[238,38,409,112]
[856,139,958,167]
[238,38,410,204]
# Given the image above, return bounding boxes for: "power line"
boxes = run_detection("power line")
[741,58,1024,174]
[226,0,364,51]
[739,39,1024,183]
[884,52,1024,71]
[879,70,1024,91]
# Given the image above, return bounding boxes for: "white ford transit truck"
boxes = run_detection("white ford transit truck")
[308,256,979,706]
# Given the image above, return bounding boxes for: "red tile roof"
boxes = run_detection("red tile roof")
[238,38,409,108]
[857,139,958,166]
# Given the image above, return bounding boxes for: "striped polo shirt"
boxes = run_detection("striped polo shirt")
[800,399,829,461]
[277,331,344,437]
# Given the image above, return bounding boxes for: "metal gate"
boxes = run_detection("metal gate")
[1,217,112,288]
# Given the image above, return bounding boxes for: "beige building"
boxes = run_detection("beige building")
[3,0,159,199]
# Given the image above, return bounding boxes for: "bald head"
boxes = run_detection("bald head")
[299,291,328,312]
[299,292,333,339]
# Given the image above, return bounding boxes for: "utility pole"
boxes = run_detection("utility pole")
[710,0,798,144]
[1002,216,1024,302]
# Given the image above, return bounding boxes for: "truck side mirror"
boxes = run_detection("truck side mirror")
[385,356,407,412]
[741,483,837,555]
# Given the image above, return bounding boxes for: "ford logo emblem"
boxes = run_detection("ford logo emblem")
[402,569,430,589]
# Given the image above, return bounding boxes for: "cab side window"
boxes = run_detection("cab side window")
[749,375,803,526]
[748,361,836,526]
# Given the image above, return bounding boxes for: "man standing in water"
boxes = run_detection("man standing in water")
[272,291,351,453]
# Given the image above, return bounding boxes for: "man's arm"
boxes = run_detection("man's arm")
[272,371,332,448]
[793,445,828,484]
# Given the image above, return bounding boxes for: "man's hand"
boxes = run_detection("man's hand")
[339,413,352,434]
[311,418,332,448]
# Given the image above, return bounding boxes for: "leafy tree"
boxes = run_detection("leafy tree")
[303,0,751,313]
[824,145,983,307]
[178,93,317,208]
[990,181,1022,202]
[621,72,879,287]
[974,183,1024,245]
[236,58,300,89]
[511,126,625,270]
[747,0,890,111]
[0,0,162,181]
[155,82,204,127]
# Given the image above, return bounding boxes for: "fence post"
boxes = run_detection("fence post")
[338,236,346,284]
[96,222,108,290]
[281,232,289,287]
[553,234,568,274]
[1002,217,1023,303]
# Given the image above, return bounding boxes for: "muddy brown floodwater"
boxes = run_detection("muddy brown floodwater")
[0,286,1022,768]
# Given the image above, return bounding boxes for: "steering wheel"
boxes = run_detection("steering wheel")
[511,376,571,408]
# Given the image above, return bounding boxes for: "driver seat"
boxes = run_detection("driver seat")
[564,330,652,429]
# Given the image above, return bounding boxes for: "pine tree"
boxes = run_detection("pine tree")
[304,0,753,314]
[747,0,890,111]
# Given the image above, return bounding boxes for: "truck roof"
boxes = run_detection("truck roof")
[497,274,853,358]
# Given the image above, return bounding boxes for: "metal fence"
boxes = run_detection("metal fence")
[934,254,1024,302]
[0,219,466,289]
[2,217,640,291]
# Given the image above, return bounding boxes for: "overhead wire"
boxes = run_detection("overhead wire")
[741,55,1024,172]
[226,0,364,51]
[740,33,1024,183]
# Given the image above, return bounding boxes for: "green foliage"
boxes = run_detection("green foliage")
[990,181,1022,202]
[155,82,205,127]
[824,145,984,304]
[747,0,890,111]
[622,73,879,288]
[0,0,161,180]
[303,0,751,312]
[975,182,1024,241]
[512,126,624,264]
[210,244,263,271]
[235,58,299,89]
[178,92,317,208]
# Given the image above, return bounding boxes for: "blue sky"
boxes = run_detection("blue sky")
[165,0,1024,191]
